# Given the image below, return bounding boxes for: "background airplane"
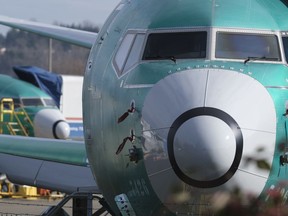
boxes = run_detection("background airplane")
[12,66,84,140]
[0,0,288,215]
[0,73,70,139]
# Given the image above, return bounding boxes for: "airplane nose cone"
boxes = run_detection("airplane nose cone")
[167,107,242,188]
[141,69,276,212]
[34,109,70,139]
[53,120,70,139]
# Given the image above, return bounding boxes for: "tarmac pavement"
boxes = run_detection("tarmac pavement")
[0,197,110,216]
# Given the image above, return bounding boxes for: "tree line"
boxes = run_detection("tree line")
[0,21,99,76]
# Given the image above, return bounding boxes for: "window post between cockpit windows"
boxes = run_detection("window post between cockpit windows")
[282,36,288,63]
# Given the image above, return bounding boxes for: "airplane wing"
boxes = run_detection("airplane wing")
[0,15,97,48]
[0,15,99,194]
[0,135,99,194]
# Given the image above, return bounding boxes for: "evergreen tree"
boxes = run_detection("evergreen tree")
[0,22,98,76]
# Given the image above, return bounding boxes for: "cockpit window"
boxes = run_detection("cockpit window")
[16,98,56,107]
[12,98,21,108]
[282,37,288,62]
[43,98,56,107]
[216,32,281,61]
[114,33,145,76]
[143,31,207,60]
[22,98,44,107]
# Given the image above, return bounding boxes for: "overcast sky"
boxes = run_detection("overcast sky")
[0,0,120,34]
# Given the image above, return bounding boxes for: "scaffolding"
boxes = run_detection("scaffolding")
[0,98,33,136]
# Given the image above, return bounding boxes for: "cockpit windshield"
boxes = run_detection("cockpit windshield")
[143,31,207,60]
[22,98,44,107]
[11,98,57,108]
[216,32,281,62]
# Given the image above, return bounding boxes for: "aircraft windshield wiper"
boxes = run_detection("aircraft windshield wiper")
[145,55,177,63]
[244,56,279,64]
